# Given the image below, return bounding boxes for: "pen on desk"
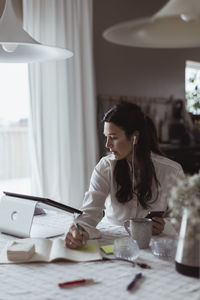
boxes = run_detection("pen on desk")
[58,278,94,288]
[127,272,143,291]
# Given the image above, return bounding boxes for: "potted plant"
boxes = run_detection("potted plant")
[186,70,200,115]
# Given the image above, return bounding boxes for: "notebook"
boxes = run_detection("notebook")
[0,238,102,264]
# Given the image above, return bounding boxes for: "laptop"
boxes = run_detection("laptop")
[0,195,65,238]
[3,191,82,215]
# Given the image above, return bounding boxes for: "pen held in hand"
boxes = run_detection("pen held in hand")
[76,223,83,236]
[73,215,83,236]
[127,272,143,291]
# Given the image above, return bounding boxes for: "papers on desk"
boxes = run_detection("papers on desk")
[7,241,35,261]
[0,238,102,264]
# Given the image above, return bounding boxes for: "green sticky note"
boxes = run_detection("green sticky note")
[76,243,97,252]
[100,245,114,254]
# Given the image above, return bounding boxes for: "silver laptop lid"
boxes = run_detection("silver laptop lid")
[0,195,37,238]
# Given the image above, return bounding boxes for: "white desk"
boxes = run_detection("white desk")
[0,211,199,300]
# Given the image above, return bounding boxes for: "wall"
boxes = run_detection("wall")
[93,0,200,99]
[0,0,23,21]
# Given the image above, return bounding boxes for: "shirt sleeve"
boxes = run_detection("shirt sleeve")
[165,164,185,205]
[163,164,185,235]
[76,157,111,239]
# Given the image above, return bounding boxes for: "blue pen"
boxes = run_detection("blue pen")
[127,273,143,291]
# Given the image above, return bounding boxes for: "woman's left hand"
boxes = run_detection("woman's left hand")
[152,217,165,235]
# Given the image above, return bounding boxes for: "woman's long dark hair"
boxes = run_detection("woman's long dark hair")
[103,102,163,209]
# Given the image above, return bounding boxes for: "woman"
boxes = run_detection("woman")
[65,102,184,248]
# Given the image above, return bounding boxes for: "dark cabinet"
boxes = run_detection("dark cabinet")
[160,144,200,175]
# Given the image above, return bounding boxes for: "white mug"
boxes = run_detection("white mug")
[124,218,152,249]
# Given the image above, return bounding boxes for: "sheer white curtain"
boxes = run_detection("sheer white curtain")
[23,0,98,208]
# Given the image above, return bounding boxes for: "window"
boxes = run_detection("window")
[185,60,200,115]
[0,63,30,195]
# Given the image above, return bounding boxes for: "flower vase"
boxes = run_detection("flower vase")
[175,208,200,278]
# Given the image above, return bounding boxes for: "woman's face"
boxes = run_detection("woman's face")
[104,122,134,161]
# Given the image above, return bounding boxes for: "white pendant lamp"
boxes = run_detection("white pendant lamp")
[0,0,73,62]
[103,0,200,48]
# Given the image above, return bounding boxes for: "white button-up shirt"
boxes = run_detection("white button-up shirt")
[77,152,184,238]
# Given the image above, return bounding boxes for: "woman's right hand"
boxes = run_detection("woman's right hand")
[65,225,89,249]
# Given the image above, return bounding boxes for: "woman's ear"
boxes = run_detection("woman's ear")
[131,131,139,145]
